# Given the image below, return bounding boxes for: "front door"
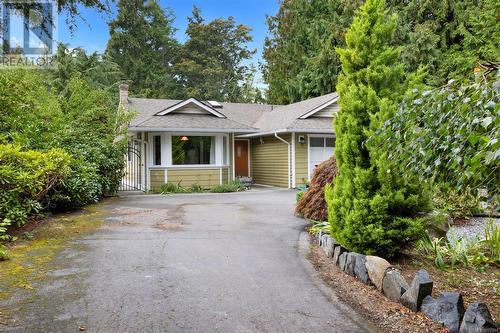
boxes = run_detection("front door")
[234,140,249,177]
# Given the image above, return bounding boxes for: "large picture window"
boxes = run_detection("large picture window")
[172,136,215,165]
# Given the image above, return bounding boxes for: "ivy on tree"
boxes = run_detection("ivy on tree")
[325,0,430,258]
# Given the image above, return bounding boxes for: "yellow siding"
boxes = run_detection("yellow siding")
[167,168,223,188]
[222,168,229,183]
[150,169,165,191]
[294,133,308,186]
[250,135,290,188]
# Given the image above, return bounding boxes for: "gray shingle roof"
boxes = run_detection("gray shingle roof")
[127,93,337,134]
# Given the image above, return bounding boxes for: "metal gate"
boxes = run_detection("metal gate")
[119,142,143,191]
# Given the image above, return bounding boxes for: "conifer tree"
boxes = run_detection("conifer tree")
[325,0,429,258]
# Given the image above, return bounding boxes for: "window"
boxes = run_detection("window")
[153,135,162,165]
[172,136,215,165]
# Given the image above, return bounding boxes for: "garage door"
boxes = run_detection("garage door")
[309,136,335,179]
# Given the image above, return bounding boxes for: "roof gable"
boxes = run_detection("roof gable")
[155,98,226,118]
[298,95,339,119]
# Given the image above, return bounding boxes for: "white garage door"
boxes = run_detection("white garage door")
[309,136,335,179]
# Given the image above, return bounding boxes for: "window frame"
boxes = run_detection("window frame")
[148,132,230,168]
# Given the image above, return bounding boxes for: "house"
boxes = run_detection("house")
[120,84,337,191]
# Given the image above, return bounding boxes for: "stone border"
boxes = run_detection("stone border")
[316,231,498,333]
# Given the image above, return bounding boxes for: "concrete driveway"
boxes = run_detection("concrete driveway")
[1,187,375,333]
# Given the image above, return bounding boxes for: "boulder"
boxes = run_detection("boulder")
[400,269,433,312]
[382,269,409,303]
[365,255,392,290]
[459,303,497,333]
[333,245,347,266]
[353,254,370,284]
[345,252,358,276]
[421,292,465,333]
[338,252,348,271]
[322,235,336,258]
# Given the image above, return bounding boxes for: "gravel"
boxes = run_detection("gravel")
[447,217,499,244]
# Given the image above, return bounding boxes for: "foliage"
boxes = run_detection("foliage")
[174,6,256,102]
[0,144,71,239]
[106,0,179,98]
[0,63,128,237]
[210,180,245,193]
[263,0,360,104]
[326,0,430,258]
[432,185,480,220]
[308,220,331,235]
[264,0,499,103]
[381,71,499,207]
[154,182,190,194]
[417,220,500,270]
[296,191,305,203]
[388,0,500,86]
[296,156,338,221]
[0,244,7,261]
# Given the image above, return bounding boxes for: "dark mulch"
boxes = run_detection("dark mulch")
[308,246,449,333]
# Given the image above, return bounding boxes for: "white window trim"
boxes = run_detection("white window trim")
[148,132,231,168]
[307,134,335,181]
[154,98,226,118]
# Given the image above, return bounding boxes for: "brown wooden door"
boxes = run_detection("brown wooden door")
[234,140,249,177]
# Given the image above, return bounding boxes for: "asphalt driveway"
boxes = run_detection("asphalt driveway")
[1,187,375,333]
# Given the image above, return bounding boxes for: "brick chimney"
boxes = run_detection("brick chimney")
[119,83,129,107]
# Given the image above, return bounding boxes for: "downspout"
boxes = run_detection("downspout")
[274,132,291,189]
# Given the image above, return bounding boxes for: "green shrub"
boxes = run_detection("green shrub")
[210,180,245,193]
[0,244,8,260]
[0,144,71,239]
[326,0,430,258]
[433,185,480,220]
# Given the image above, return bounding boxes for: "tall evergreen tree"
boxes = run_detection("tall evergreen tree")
[106,0,179,98]
[388,0,500,86]
[174,7,255,102]
[263,0,361,104]
[325,0,429,258]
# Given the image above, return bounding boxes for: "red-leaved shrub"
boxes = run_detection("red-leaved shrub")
[295,156,338,221]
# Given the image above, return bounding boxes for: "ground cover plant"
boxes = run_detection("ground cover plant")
[296,156,338,222]
[153,180,245,194]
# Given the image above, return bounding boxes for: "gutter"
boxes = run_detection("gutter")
[274,132,292,189]
[236,128,334,138]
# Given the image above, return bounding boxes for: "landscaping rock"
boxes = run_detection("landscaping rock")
[459,303,497,333]
[400,269,433,312]
[365,255,392,290]
[320,234,328,248]
[345,252,358,276]
[421,292,465,333]
[317,231,323,246]
[322,235,336,258]
[333,245,347,266]
[338,252,348,271]
[353,254,370,284]
[382,269,409,303]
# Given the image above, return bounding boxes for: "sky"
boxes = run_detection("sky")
[56,0,279,85]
